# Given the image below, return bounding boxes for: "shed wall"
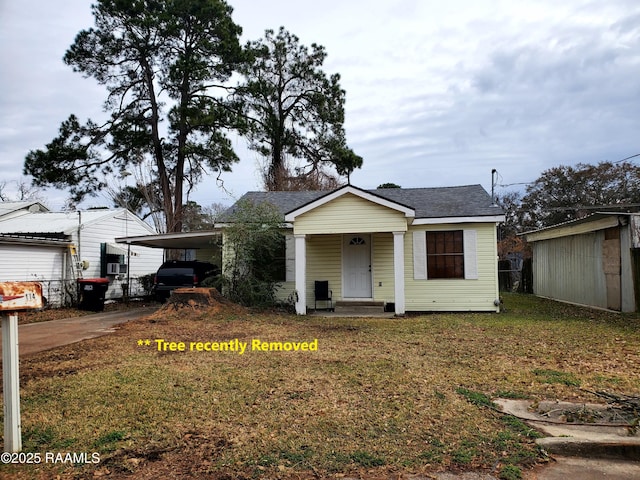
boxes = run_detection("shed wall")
[532,232,608,309]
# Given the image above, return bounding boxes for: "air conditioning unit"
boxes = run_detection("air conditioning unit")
[107,263,127,275]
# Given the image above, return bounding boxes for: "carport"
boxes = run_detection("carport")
[115,230,223,264]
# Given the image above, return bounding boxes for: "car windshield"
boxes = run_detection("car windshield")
[158,268,194,276]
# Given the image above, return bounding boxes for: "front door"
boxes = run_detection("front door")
[343,234,372,298]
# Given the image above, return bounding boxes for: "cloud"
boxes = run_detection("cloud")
[1,0,639,209]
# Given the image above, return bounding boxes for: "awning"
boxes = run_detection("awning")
[106,243,137,256]
[114,229,222,250]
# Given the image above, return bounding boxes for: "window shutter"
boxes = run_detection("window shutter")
[463,229,478,280]
[413,231,427,280]
[285,234,295,282]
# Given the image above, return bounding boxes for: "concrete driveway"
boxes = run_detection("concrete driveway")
[1,306,157,356]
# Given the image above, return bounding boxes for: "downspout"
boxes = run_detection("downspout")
[77,211,82,260]
[125,210,131,292]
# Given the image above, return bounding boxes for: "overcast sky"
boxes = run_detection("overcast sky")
[1,0,639,212]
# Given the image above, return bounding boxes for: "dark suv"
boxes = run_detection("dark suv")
[152,260,219,301]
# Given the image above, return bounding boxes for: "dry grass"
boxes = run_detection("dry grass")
[1,293,639,479]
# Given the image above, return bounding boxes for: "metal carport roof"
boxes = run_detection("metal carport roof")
[114,229,222,250]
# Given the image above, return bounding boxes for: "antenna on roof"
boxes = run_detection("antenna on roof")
[491,169,497,206]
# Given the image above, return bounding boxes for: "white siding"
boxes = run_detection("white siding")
[72,212,163,299]
[0,244,68,306]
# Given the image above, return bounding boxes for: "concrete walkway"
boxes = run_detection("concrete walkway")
[497,398,640,479]
[1,306,157,356]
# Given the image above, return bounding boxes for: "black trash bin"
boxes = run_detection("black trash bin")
[77,278,110,311]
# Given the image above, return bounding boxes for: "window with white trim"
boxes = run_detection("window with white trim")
[413,229,478,280]
[426,231,464,278]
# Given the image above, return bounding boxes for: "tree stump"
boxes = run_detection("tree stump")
[167,288,221,309]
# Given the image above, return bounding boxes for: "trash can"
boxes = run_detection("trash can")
[77,278,110,311]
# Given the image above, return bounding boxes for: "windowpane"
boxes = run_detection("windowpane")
[426,231,464,279]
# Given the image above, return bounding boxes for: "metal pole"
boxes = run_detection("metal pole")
[2,312,21,452]
[491,169,497,205]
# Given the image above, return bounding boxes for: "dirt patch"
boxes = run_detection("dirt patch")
[149,288,246,318]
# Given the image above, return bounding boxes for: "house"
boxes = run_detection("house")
[223,184,505,315]
[0,200,49,220]
[115,184,504,314]
[0,203,164,306]
[523,213,640,312]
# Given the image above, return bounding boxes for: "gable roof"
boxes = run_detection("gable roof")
[224,184,503,222]
[0,200,49,220]
[0,208,156,237]
[284,185,416,221]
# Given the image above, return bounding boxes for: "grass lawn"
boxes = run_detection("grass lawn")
[1,293,639,479]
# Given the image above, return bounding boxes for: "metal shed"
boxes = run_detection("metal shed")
[523,213,640,312]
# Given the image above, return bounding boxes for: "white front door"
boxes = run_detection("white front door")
[343,234,372,298]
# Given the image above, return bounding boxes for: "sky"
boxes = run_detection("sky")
[1,0,639,213]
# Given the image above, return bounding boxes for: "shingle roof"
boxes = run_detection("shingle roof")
[223,184,503,220]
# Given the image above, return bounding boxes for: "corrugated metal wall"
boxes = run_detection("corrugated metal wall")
[532,231,608,309]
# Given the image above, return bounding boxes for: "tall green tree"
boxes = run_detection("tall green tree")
[520,160,640,229]
[237,27,362,191]
[221,199,285,306]
[24,0,244,232]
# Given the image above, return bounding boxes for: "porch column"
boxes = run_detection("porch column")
[294,234,307,315]
[393,231,406,315]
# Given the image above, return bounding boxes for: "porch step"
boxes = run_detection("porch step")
[334,301,385,314]
[335,301,384,307]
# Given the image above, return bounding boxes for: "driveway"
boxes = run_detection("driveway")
[0,306,157,356]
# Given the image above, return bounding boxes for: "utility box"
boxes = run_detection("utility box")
[0,282,43,312]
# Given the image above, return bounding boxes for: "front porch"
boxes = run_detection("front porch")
[280,185,417,316]
[309,300,396,318]
[292,232,407,316]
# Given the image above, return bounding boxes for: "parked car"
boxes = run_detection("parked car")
[152,260,219,301]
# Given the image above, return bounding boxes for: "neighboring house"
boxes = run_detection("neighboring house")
[0,203,164,306]
[0,200,49,220]
[224,184,505,315]
[523,213,640,312]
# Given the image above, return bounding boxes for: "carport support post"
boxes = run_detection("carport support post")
[2,313,22,452]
